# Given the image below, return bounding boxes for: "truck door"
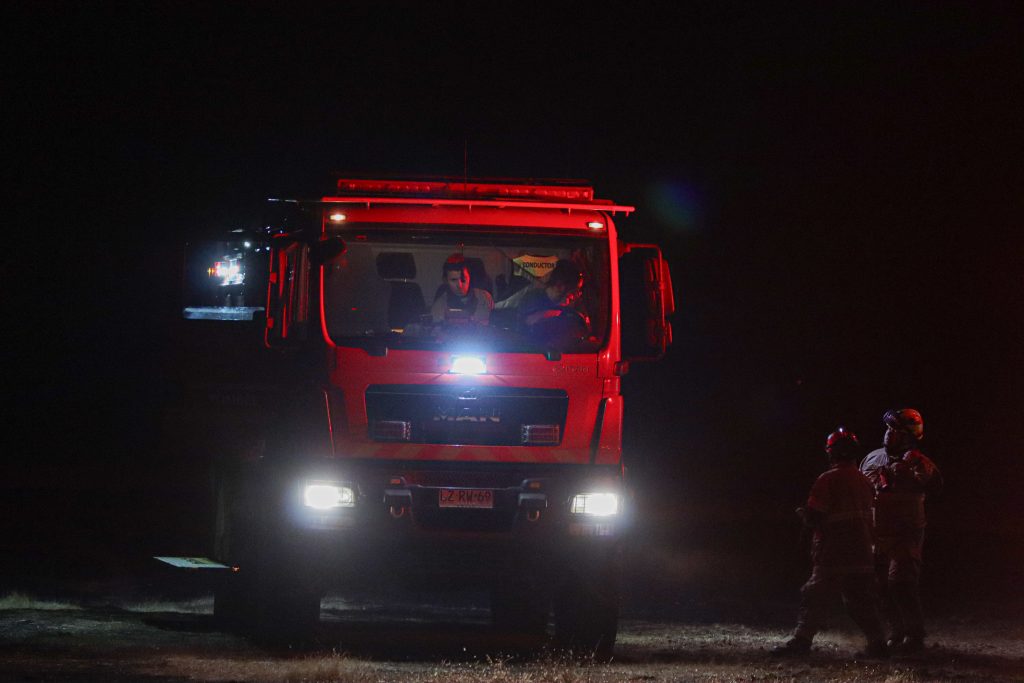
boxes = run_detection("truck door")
[265,237,312,347]
[619,244,675,362]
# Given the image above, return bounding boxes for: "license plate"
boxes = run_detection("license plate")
[438,488,494,509]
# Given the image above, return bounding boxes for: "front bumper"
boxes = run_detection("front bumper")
[254,459,626,585]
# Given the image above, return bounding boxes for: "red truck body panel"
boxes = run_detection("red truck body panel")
[312,183,630,470]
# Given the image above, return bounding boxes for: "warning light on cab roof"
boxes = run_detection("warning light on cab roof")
[335,178,596,202]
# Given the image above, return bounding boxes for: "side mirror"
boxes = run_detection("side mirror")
[310,235,347,265]
[619,243,676,362]
[265,235,311,348]
[264,234,347,349]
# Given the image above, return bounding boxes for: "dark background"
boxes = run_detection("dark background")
[3,2,1022,610]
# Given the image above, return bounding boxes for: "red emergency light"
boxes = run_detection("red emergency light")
[335,178,595,202]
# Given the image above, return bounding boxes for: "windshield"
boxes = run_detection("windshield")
[322,226,610,355]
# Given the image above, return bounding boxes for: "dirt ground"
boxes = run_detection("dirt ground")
[1,585,1022,683]
[1,477,1021,682]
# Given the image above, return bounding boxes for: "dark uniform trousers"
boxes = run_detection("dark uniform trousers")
[875,528,926,640]
[794,566,885,643]
[860,446,941,642]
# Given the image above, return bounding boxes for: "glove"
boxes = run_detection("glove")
[796,506,824,528]
[889,460,911,476]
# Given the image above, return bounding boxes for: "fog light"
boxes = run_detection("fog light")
[372,420,412,441]
[521,424,560,445]
[570,492,619,516]
[304,483,355,510]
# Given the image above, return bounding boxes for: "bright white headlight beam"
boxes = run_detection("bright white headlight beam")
[570,492,620,516]
[304,483,355,510]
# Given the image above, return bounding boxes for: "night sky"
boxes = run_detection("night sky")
[4,3,1023,598]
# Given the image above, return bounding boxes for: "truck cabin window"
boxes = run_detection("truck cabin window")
[321,228,609,354]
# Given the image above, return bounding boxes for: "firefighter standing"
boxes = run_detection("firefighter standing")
[860,408,942,653]
[772,427,889,658]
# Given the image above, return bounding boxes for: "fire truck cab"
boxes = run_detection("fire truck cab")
[196,178,674,655]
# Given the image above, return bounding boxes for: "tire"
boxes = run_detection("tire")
[553,563,620,659]
[211,470,321,647]
[211,469,255,628]
[213,573,254,628]
[248,567,322,649]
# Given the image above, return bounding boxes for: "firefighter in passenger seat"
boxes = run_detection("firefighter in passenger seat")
[518,259,589,346]
[431,254,493,326]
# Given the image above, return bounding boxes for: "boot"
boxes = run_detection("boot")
[894,635,925,653]
[770,636,812,657]
[856,639,890,659]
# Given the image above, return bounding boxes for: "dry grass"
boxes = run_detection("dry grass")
[2,594,1021,682]
[0,592,81,611]
[146,654,981,683]
[0,591,215,614]
[116,596,214,614]
[151,652,627,683]
[153,652,379,683]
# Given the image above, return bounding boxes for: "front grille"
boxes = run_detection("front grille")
[366,385,568,446]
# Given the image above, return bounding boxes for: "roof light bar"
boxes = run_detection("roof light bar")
[335,178,595,202]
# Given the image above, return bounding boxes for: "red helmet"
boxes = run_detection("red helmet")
[825,426,860,459]
[883,408,924,440]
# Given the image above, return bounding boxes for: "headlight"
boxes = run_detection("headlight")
[304,483,356,510]
[570,492,619,516]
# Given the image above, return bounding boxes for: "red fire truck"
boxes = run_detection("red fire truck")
[193,177,674,655]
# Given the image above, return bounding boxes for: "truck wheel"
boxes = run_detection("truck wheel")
[249,573,322,649]
[490,581,550,636]
[213,573,254,627]
[553,571,619,659]
[211,473,254,628]
[211,475,321,646]
[217,532,321,648]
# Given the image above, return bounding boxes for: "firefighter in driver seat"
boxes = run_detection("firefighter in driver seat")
[431,254,493,326]
[517,259,590,347]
